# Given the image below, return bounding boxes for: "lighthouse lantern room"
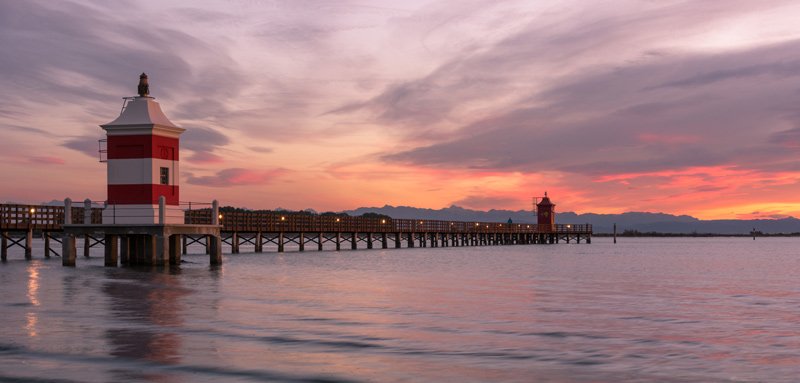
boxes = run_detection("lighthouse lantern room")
[100,73,185,224]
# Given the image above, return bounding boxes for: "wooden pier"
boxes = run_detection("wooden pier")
[2,203,592,265]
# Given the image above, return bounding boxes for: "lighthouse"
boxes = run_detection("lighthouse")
[100,73,185,224]
[536,192,555,226]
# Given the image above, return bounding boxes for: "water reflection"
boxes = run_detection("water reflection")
[25,261,41,337]
[103,268,188,381]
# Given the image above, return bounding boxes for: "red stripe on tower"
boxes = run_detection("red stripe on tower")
[100,73,186,224]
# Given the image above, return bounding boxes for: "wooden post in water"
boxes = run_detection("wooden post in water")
[44,232,51,257]
[613,223,617,244]
[62,198,77,266]
[25,229,33,259]
[210,200,222,265]
[752,227,756,240]
[1,232,7,261]
[299,232,305,251]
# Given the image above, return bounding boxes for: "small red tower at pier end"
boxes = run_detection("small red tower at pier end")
[536,191,555,227]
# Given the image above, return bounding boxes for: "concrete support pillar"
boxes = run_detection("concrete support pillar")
[169,234,181,265]
[382,233,388,249]
[367,233,373,249]
[318,232,323,251]
[407,232,414,248]
[62,235,77,266]
[231,232,239,253]
[278,232,285,253]
[104,234,118,267]
[351,232,358,250]
[205,236,211,254]
[256,232,263,252]
[152,235,165,265]
[420,232,427,247]
[395,233,401,248]
[587,233,592,244]
[182,235,188,254]
[209,235,222,265]
[336,232,341,251]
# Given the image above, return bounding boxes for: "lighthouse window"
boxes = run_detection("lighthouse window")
[160,167,169,185]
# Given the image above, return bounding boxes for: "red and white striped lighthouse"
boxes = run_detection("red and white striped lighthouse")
[101,73,185,224]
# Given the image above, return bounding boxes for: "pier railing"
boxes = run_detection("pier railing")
[1,203,591,234]
[185,210,591,234]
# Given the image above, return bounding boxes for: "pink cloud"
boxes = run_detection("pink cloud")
[186,151,224,164]
[29,157,66,165]
[186,168,291,187]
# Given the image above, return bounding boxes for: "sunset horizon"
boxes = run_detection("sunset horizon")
[3,1,800,221]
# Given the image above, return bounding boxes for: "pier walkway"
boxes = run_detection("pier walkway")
[2,203,592,262]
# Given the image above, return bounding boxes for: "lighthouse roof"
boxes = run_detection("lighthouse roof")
[101,74,185,138]
[102,97,179,128]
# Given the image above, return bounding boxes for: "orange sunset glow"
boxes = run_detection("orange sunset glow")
[3,1,800,220]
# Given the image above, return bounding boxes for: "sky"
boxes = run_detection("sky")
[2,0,800,220]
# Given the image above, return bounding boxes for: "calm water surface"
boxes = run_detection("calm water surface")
[2,237,800,382]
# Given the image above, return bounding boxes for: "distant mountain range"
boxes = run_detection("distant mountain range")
[344,205,800,235]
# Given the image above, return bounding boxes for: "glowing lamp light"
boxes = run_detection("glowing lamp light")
[218,214,223,219]
[29,208,36,214]
[567,224,571,228]
[381,219,386,224]
[281,216,285,221]
[336,218,340,222]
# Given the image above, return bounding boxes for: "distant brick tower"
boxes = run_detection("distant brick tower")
[536,192,555,226]
[100,73,185,224]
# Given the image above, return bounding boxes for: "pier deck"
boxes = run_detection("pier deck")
[2,203,592,263]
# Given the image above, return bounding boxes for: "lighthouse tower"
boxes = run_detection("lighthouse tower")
[101,73,185,224]
[536,192,555,226]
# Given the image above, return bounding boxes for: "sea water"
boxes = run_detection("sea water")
[1,237,799,382]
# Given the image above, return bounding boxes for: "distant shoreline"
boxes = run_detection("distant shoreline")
[594,232,799,237]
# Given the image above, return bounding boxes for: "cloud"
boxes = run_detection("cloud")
[185,168,290,187]
[29,157,66,165]
[62,136,101,158]
[247,146,274,153]
[181,126,230,164]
